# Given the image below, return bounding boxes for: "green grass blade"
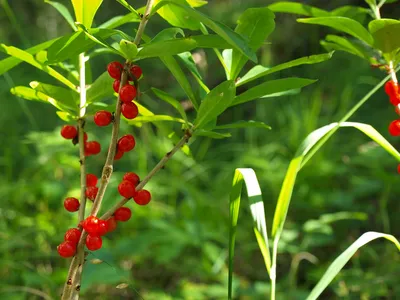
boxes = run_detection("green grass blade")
[306,232,400,300]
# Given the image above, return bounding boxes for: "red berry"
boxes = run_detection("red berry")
[397,164,400,174]
[118,180,136,198]
[133,190,151,205]
[117,134,135,152]
[57,241,76,258]
[64,197,80,212]
[86,174,98,187]
[106,217,117,233]
[113,80,121,93]
[61,125,78,139]
[85,141,101,156]
[114,149,124,160]
[388,120,400,136]
[130,65,142,80]
[86,235,102,251]
[114,207,132,222]
[94,110,112,127]
[385,80,398,98]
[119,85,137,103]
[64,228,82,245]
[121,102,139,119]
[107,61,123,80]
[390,94,400,106]
[97,219,109,236]
[86,186,99,201]
[83,216,101,235]
[123,172,140,186]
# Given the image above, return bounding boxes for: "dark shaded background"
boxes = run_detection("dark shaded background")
[0,0,399,299]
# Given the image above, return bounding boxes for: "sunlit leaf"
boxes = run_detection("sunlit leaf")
[46,1,77,30]
[369,19,400,54]
[71,0,103,28]
[268,2,329,17]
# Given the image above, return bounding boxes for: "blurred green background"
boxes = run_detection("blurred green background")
[1,0,400,299]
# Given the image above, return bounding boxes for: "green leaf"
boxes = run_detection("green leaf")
[56,111,77,122]
[160,56,199,110]
[86,71,114,104]
[306,232,400,300]
[153,0,202,30]
[330,6,370,24]
[368,19,400,54]
[76,25,122,56]
[177,52,210,94]
[71,0,103,28]
[187,0,207,7]
[151,88,188,123]
[46,1,77,30]
[126,115,187,125]
[98,12,140,29]
[0,44,76,90]
[152,27,185,42]
[119,39,138,60]
[297,17,374,45]
[268,2,330,17]
[193,129,231,139]
[152,0,257,62]
[194,80,236,129]
[215,120,271,130]
[232,78,317,106]
[30,81,79,111]
[229,7,275,80]
[228,168,271,300]
[237,52,333,86]
[320,35,369,60]
[116,0,140,17]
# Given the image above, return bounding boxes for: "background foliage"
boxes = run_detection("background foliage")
[0,0,399,299]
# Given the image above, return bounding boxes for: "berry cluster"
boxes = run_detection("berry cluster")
[386,80,400,136]
[57,62,152,258]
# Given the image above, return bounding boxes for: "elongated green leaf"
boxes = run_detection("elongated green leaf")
[237,52,333,86]
[178,52,210,94]
[307,232,400,300]
[160,56,199,110]
[193,129,231,139]
[232,78,316,106]
[228,168,271,300]
[268,2,329,17]
[126,115,187,124]
[56,111,77,121]
[153,0,202,30]
[152,27,185,42]
[330,5,369,24]
[116,0,140,17]
[30,81,78,111]
[321,35,369,59]
[229,7,275,80]
[46,1,77,30]
[98,12,140,29]
[271,122,400,244]
[298,17,374,45]
[152,0,257,62]
[77,25,122,56]
[87,71,114,104]
[216,120,271,130]
[151,88,188,123]
[0,44,76,90]
[369,19,400,54]
[194,80,235,129]
[71,0,103,28]
[187,0,207,7]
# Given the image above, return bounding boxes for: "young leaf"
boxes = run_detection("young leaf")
[86,71,114,104]
[297,17,374,45]
[228,168,271,300]
[232,78,317,106]
[46,1,77,30]
[151,88,188,123]
[237,52,334,86]
[307,232,400,300]
[119,39,138,61]
[230,7,275,80]
[71,0,103,28]
[194,80,236,129]
[268,2,330,17]
[193,129,231,139]
[368,19,400,54]
[116,0,140,17]
[0,44,76,90]
[215,120,271,130]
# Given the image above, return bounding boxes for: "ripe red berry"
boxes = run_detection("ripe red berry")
[85,141,101,156]
[388,120,400,136]
[385,80,398,98]
[64,228,82,245]
[97,219,109,236]
[123,172,140,186]
[113,80,121,93]
[133,190,151,205]
[114,207,132,222]
[64,197,80,212]
[130,65,142,80]
[390,94,400,106]
[106,217,117,233]
[119,84,137,103]
[57,241,76,258]
[397,164,400,174]
[118,180,136,198]
[94,110,113,127]
[114,149,124,160]
[107,61,123,79]
[86,186,99,201]
[86,235,102,251]
[61,125,78,139]
[83,216,101,235]
[121,102,139,119]
[117,134,135,152]
[86,173,98,187]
